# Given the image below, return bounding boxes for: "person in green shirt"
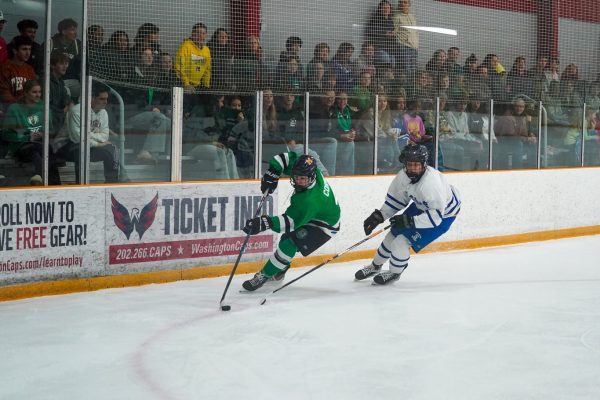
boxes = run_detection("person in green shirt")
[2,80,61,185]
[241,152,341,291]
[349,70,373,114]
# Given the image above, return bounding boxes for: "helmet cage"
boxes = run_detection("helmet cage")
[399,144,428,183]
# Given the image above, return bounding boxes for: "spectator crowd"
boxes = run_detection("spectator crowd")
[1,0,599,186]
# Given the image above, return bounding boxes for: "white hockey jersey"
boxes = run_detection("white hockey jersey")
[379,167,461,229]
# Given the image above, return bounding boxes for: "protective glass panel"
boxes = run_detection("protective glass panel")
[0,3,51,187]
[181,92,254,181]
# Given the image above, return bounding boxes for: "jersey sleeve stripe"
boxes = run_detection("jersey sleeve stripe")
[274,153,289,171]
[446,189,460,209]
[277,215,293,233]
[283,214,293,233]
[446,199,461,216]
[386,193,407,207]
[273,157,284,170]
[446,196,457,210]
[384,201,401,211]
[282,153,289,169]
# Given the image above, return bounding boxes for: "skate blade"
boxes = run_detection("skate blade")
[371,281,393,286]
[370,279,401,286]
[355,274,378,282]
[238,280,284,293]
[239,288,269,294]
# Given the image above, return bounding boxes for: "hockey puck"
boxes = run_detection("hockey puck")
[260,299,267,305]
[221,305,231,311]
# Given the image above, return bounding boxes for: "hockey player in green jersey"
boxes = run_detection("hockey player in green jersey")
[242,152,341,291]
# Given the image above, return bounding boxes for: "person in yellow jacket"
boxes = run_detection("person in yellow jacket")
[175,23,211,91]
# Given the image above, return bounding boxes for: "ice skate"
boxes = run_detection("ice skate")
[372,271,402,285]
[269,266,290,283]
[242,271,269,291]
[355,264,381,280]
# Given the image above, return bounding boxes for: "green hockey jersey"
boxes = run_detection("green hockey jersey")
[267,151,341,233]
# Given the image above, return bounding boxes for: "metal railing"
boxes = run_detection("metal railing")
[24,88,599,187]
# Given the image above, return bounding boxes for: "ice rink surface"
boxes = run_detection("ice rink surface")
[2,235,600,400]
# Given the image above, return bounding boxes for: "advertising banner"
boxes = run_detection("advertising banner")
[0,188,106,285]
[1,182,278,286]
[106,183,277,271]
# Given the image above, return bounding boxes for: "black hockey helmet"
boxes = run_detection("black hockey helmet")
[291,154,317,191]
[399,144,428,183]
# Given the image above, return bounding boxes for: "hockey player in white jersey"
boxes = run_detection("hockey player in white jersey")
[356,144,461,285]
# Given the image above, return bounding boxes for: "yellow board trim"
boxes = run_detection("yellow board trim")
[2,225,599,302]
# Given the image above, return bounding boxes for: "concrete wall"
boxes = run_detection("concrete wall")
[2,0,597,80]
[86,0,229,56]
[558,18,600,82]
[2,0,86,43]
[0,0,229,56]
[261,0,537,76]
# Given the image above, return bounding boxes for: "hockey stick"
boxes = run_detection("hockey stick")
[219,190,269,311]
[260,224,392,305]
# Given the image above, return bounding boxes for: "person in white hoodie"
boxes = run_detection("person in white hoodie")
[467,93,496,170]
[61,83,119,183]
[446,99,483,170]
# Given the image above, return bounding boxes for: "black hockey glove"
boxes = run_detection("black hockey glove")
[243,216,272,235]
[389,213,415,231]
[261,167,281,194]
[363,209,384,235]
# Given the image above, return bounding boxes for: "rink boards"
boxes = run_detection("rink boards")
[1,168,600,299]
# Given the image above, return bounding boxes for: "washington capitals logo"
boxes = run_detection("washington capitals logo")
[111,193,158,239]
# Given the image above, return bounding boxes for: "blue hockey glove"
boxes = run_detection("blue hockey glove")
[261,167,281,194]
[389,214,415,230]
[364,209,384,235]
[243,216,272,235]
